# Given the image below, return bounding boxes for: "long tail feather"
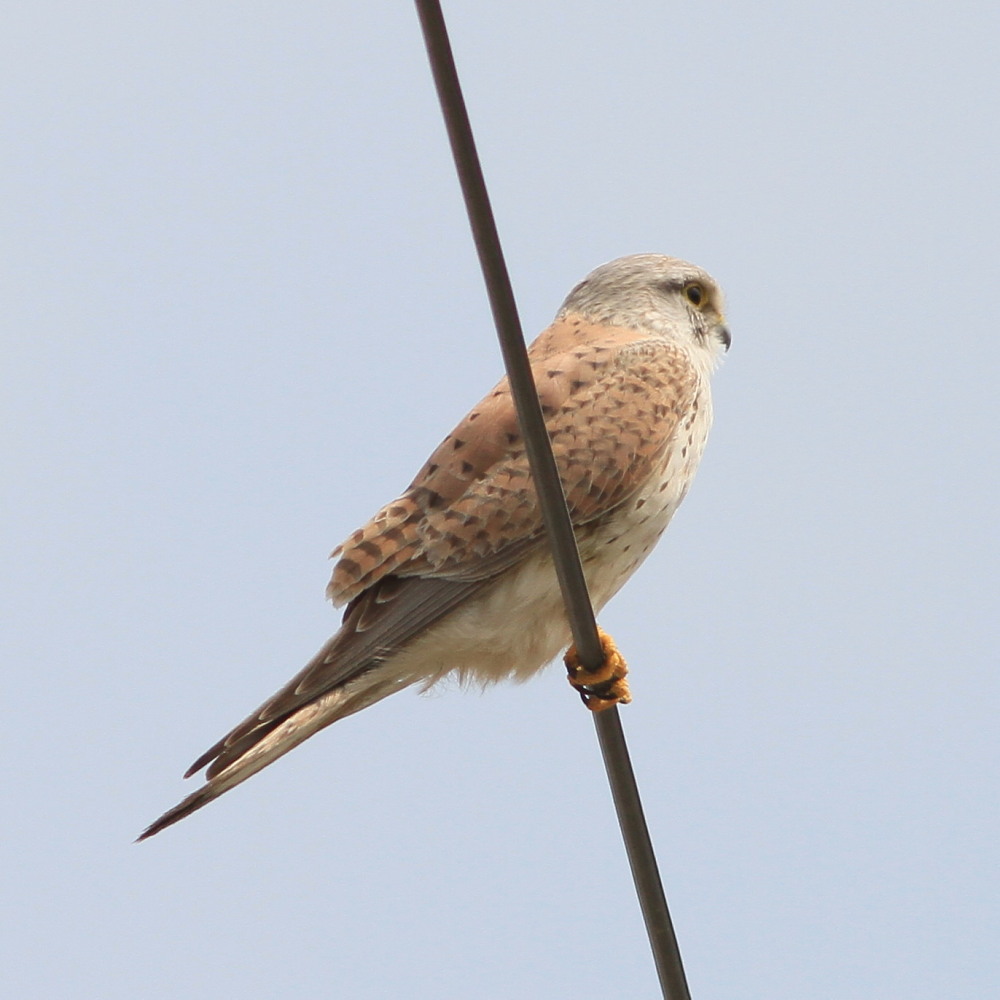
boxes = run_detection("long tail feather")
[138,673,407,840]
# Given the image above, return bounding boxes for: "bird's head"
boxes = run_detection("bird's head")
[558,254,730,365]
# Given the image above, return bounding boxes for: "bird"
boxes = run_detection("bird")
[139,253,730,840]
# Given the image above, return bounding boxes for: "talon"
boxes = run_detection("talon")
[564,627,632,711]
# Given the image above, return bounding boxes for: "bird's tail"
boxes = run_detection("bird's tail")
[137,672,408,841]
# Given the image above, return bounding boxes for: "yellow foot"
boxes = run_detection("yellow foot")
[564,627,632,711]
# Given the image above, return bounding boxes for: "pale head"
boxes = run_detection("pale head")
[557,253,730,362]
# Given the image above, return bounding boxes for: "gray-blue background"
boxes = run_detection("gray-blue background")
[4,2,997,996]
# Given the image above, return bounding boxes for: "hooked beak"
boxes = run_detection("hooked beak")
[714,322,732,352]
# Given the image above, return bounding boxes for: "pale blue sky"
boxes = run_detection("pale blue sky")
[4,2,998,997]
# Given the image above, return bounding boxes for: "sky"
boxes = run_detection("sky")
[3,2,998,997]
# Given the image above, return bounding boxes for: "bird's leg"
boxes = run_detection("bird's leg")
[564,627,632,711]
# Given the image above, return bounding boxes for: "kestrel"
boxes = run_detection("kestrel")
[140,254,729,839]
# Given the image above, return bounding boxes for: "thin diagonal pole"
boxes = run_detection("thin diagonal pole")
[413,3,691,997]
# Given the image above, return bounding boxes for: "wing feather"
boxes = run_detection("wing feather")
[328,324,697,598]
[188,575,486,780]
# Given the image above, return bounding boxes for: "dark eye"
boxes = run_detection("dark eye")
[684,283,705,307]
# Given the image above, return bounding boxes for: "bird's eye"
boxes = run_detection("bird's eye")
[684,283,705,307]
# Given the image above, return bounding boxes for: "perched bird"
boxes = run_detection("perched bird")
[140,254,729,840]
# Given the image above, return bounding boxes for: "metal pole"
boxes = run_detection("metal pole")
[413,3,691,997]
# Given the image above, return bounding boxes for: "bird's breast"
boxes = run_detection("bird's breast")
[580,386,713,609]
